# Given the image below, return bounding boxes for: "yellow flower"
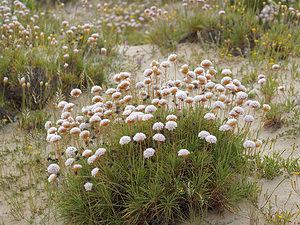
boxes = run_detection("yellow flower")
[254,40,258,43]
[278,215,283,219]
[253,52,256,55]
[288,34,292,37]
[80,36,83,40]
[34,152,36,155]
[228,54,232,57]
[294,172,300,176]
[173,29,176,32]
[252,28,256,32]
[164,3,168,7]
[220,53,225,56]
[28,146,32,150]
[221,25,224,29]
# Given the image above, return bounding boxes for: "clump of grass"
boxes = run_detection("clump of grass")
[147,0,300,58]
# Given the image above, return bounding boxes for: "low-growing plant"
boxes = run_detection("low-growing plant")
[42,56,272,224]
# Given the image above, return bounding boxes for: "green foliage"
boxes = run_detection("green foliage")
[56,107,253,224]
[256,152,283,180]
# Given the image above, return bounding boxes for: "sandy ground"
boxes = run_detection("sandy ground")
[0,43,299,224]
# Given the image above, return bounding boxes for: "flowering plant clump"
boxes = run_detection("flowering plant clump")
[44,55,269,224]
[0,0,166,111]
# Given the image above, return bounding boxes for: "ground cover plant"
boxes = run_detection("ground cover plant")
[0,0,156,115]
[42,57,273,224]
[148,0,300,58]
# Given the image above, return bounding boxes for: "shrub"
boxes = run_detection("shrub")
[44,57,265,224]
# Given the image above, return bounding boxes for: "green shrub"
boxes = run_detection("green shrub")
[51,104,254,224]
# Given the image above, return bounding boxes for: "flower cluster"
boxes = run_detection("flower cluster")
[44,53,271,195]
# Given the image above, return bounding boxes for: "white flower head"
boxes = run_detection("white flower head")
[91,168,100,177]
[249,101,261,109]
[70,88,82,97]
[50,134,61,143]
[120,136,131,145]
[82,149,93,158]
[44,121,52,130]
[205,135,217,144]
[178,149,190,157]
[262,104,271,112]
[91,85,102,94]
[84,182,93,191]
[153,133,166,142]
[198,131,210,139]
[166,115,177,121]
[204,113,216,121]
[66,146,77,157]
[144,148,155,159]
[232,106,245,115]
[227,119,237,126]
[73,164,82,171]
[142,114,153,122]
[244,115,254,123]
[236,92,248,100]
[272,64,280,70]
[87,155,98,165]
[213,101,225,109]
[221,69,232,76]
[168,54,177,62]
[219,124,232,132]
[243,140,255,149]
[48,174,57,183]
[47,164,60,174]
[176,90,187,101]
[133,133,146,142]
[65,158,75,167]
[145,105,157,114]
[165,121,177,131]
[95,148,106,157]
[153,122,164,131]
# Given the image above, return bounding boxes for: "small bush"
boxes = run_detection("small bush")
[44,58,265,224]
